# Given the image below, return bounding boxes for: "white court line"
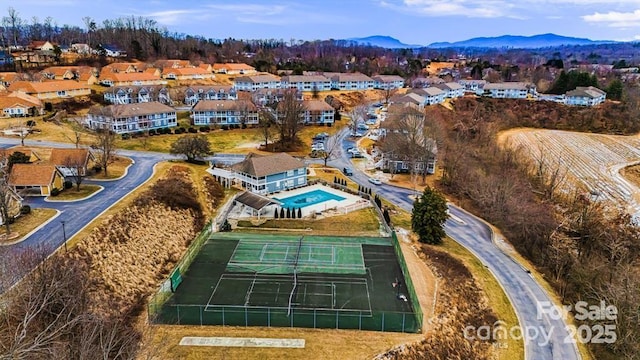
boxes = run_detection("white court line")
[244,277,257,306]
[259,244,267,261]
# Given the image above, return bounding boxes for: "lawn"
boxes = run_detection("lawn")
[90,156,133,180]
[50,184,102,201]
[309,165,360,192]
[0,208,58,244]
[236,207,382,236]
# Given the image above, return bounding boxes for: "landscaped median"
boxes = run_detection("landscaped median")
[46,184,103,201]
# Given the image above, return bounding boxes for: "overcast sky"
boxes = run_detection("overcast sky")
[4,0,640,45]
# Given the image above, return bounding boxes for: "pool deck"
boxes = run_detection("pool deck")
[228,184,368,219]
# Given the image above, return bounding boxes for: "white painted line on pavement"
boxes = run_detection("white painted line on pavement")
[179,337,305,348]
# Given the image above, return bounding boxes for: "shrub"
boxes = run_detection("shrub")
[64,180,73,189]
[188,127,197,133]
[220,220,232,232]
[199,126,208,132]
[51,188,60,196]
[148,129,156,135]
[20,205,31,215]
[121,133,131,140]
[241,123,247,129]
[221,125,229,131]
[93,164,102,173]
[26,120,36,127]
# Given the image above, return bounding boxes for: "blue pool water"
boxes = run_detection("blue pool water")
[273,189,346,209]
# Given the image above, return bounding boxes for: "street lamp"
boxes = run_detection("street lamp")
[61,221,67,252]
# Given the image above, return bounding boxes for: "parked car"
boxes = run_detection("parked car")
[343,167,353,176]
[368,177,382,185]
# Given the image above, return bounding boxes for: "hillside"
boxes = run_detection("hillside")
[428,33,611,49]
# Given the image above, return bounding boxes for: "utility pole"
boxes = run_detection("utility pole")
[61,220,67,252]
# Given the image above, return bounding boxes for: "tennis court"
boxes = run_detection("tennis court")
[152,232,421,333]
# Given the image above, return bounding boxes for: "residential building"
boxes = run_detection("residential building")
[155,59,191,69]
[0,51,14,66]
[484,82,536,99]
[198,63,213,73]
[0,147,42,163]
[101,62,140,74]
[103,86,172,105]
[101,44,126,57]
[162,67,214,80]
[99,72,166,87]
[48,148,94,177]
[329,73,374,90]
[191,100,258,126]
[372,75,405,90]
[301,100,335,125]
[70,43,91,54]
[0,92,44,117]
[233,74,281,91]
[565,86,607,106]
[412,76,445,88]
[458,79,487,95]
[184,85,237,105]
[410,87,446,105]
[7,80,91,99]
[433,82,465,98]
[41,66,98,81]
[230,152,307,194]
[29,40,56,51]
[0,187,22,225]
[252,88,302,106]
[280,75,332,92]
[212,63,256,75]
[9,163,64,196]
[86,102,177,134]
[0,72,24,87]
[390,93,426,110]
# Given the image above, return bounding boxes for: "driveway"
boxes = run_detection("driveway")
[326,129,580,360]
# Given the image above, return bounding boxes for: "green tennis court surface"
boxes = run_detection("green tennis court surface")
[153,232,421,332]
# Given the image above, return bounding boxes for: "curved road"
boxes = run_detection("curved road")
[326,128,580,360]
[1,133,580,359]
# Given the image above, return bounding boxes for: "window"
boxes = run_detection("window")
[297,178,304,185]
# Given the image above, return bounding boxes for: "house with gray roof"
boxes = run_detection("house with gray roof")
[433,82,465,99]
[86,102,177,134]
[372,75,405,90]
[410,87,446,105]
[184,85,237,105]
[565,86,606,106]
[230,152,307,194]
[233,74,281,91]
[458,79,487,95]
[191,100,258,126]
[484,82,536,99]
[330,73,374,90]
[281,75,332,92]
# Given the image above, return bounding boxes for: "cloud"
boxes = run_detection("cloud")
[143,9,199,25]
[582,9,640,27]
[380,0,519,18]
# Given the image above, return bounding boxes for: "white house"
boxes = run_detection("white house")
[87,102,177,134]
[301,100,335,125]
[191,100,258,126]
[372,75,405,90]
[565,86,606,106]
[280,75,332,92]
[233,74,281,91]
[484,82,536,99]
[184,85,237,105]
[410,87,446,105]
[433,82,465,98]
[458,79,487,95]
[329,73,374,90]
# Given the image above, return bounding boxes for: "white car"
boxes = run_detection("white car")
[368,177,382,185]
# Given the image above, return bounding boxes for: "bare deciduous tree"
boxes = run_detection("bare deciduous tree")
[94,130,117,177]
[258,108,274,149]
[276,90,305,149]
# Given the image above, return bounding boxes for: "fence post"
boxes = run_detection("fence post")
[268,307,271,327]
[335,311,339,329]
[290,309,294,327]
[314,309,316,328]
[381,312,385,332]
[359,311,362,330]
[200,305,203,326]
[222,306,225,326]
[402,313,405,332]
[177,305,180,325]
[245,307,248,327]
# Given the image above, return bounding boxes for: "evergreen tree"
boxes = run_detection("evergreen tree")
[286,208,291,218]
[292,207,296,219]
[383,208,391,225]
[606,79,623,101]
[275,208,279,219]
[280,208,285,218]
[411,186,449,244]
[297,208,302,218]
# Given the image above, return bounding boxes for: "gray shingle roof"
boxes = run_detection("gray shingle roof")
[231,152,305,177]
[89,101,175,117]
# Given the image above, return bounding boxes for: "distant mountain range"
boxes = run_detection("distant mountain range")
[345,33,615,49]
[345,35,421,49]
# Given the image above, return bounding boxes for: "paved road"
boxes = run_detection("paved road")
[327,129,580,360]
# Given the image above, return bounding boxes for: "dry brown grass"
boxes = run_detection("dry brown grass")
[236,207,382,237]
[90,155,133,180]
[620,164,640,188]
[151,325,423,360]
[50,184,102,200]
[0,208,57,244]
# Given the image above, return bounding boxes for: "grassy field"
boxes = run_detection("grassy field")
[236,207,382,236]
[149,325,423,360]
[50,184,102,201]
[437,237,524,360]
[90,156,133,180]
[0,208,58,244]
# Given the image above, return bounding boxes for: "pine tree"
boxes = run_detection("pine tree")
[286,208,291,218]
[383,208,391,225]
[292,207,296,219]
[275,208,279,219]
[280,208,285,218]
[411,186,448,244]
[297,208,302,218]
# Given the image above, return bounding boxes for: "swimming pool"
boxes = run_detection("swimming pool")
[273,189,346,209]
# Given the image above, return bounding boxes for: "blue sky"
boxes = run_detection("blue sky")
[4,0,640,45]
